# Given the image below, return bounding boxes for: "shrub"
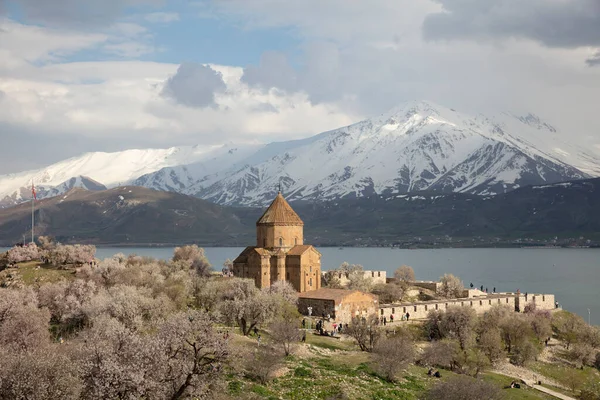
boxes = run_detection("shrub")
[478,328,505,365]
[372,336,415,382]
[394,265,415,288]
[580,379,600,400]
[371,282,403,304]
[510,339,540,366]
[244,347,283,384]
[419,340,461,371]
[7,244,40,264]
[425,375,502,400]
[438,274,464,299]
[47,244,96,266]
[172,245,211,276]
[441,306,476,350]
[346,315,381,352]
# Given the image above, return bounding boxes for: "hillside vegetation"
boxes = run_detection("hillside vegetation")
[0,245,598,399]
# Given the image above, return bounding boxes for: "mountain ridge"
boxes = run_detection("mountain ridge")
[1,100,598,207]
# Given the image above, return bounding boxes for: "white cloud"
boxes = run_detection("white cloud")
[1,0,163,28]
[0,18,107,65]
[1,0,600,174]
[144,12,179,23]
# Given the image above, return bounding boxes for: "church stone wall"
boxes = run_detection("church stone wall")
[298,250,321,292]
[256,225,303,248]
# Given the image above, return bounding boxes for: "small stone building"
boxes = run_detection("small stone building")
[232,191,321,292]
[328,270,387,287]
[298,288,379,324]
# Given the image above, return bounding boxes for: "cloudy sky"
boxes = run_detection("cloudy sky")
[1,0,599,173]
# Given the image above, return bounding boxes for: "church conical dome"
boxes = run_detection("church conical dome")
[256,192,304,226]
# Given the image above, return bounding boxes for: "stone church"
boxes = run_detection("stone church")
[232,191,321,293]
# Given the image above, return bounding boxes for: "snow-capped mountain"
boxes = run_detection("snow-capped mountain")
[0,145,247,207]
[1,101,599,207]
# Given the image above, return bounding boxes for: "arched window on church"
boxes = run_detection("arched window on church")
[279,238,283,247]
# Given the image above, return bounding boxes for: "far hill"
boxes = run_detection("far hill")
[0,187,253,246]
[235,178,600,247]
[1,179,599,247]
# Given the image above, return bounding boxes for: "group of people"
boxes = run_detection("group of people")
[313,319,346,336]
[469,282,496,293]
[427,368,441,378]
[379,312,410,326]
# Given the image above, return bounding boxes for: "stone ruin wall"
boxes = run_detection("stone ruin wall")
[379,293,556,320]
[332,270,387,287]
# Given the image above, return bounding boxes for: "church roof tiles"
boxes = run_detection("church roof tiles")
[256,192,304,226]
[287,245,317,256]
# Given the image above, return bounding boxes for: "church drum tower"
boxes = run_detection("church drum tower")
[232,192,321,293]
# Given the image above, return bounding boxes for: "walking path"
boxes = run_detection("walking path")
[531,385,576,400]
[491,364,576,400]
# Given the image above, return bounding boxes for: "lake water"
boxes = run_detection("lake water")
[2,246,599,324]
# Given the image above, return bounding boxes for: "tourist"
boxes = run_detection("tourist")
[470,282,474,288]
[383,316,387,326]
[333,322,337,331]
[338,324,342,333]
[253,326,259,336]
[257,334,261,346]
[493,287,496,293]
[302,318,306,328]
[301,331,306,343]
[406,312,410,321]
[390,314,394,323]
[480,285,484,291]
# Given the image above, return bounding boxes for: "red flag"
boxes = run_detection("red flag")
[31,183,36,200]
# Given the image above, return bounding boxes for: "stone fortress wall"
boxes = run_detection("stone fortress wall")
[333,270,387,286]
[379,292,556,320]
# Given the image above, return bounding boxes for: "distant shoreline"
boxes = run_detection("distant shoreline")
[3,243,597,250]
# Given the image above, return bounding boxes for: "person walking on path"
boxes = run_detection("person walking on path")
[390,314,394,323]
[383,317,387,326]
[406,312,410,321]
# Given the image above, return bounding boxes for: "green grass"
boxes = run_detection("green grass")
[0,261,76,286]
[305,331,357,351]
[482,373,555,400]
[225,354,437,400]
[531,361,600,394]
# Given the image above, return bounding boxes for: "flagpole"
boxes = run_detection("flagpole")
[31,180,35,244]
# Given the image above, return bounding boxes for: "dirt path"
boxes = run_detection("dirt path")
[491,362,576,400]
[531,385,576,400]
